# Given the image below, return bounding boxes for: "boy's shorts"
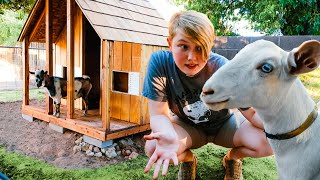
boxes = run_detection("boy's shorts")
[172,109,246,149]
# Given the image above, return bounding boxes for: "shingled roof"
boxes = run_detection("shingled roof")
[18,0,169,46]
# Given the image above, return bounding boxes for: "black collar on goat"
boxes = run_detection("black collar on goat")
[264,105,318,140]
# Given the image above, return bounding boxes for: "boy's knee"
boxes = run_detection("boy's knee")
[261,142,274,156]
[255,139,273,157]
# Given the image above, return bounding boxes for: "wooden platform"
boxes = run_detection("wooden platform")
[22,100,150,141]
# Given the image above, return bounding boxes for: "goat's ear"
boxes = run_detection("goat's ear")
[29,71,35,75]
[288,40,320,75]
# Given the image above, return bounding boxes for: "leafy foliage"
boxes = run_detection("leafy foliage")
[239,0,320,35]
[173,0,320,35]
[0,0,8,4]
[173,0,240,36]
[0,10,27,46]
[0,0,35,46]
[0,0,35,13]
[237,0,282,35]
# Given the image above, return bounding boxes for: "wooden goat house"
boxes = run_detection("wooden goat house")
[19,0,168,142]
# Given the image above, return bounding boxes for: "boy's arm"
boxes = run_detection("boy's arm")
[143,99,179,179]
[240,107,264,130]
[147,99,177,136]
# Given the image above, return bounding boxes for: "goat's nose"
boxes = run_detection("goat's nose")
[202,89,214,96]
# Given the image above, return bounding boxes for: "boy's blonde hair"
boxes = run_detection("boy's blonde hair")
[168,10,215,61]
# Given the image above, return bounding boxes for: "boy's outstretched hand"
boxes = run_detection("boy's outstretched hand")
[144,131,180,180]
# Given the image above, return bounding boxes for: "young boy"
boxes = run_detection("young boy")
[142,10,273,180]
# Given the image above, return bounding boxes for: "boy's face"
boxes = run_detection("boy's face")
[167,30,206,76]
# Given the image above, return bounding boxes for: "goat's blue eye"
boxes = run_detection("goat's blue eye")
[261,63,273,73]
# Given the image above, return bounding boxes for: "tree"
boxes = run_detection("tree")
[239,0,320,35]
[173,0,320,35]
[0,0,35,45]
[173,0,240,36]
[0,0,35,13]
[0,10,27,46]
[0,0,9,4]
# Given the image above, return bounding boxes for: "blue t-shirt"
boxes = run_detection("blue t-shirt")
[142,50,231,132]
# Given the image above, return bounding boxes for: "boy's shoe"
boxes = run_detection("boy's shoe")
[177,155,198,180]
[222,155,243,180]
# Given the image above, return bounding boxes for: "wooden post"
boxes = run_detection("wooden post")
[130,43,141,124]
[67,0,75,119]
[22,37,30,106]
[121,42,132,121]
[101,40,110,130]
[111,42,122,120]
[45,0,53,114]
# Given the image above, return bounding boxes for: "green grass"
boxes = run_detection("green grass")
[193,145,277,180]
[0,145,277,180]
[299,68,320,102]
[1,68,320,179]
[0,146,154,180]
[0,88,45,102]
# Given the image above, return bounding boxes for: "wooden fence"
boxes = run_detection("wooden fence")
[213,35,320,60]
[0,42,46,90]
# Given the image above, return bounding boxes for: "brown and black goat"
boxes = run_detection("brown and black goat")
[30,70,92,118]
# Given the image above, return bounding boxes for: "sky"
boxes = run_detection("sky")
[149,0,183,21]
[149,0,263,36]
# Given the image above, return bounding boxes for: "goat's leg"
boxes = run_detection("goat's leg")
[53,97,62,118]
[79,82,92,116]
[82,98,88,116]
[53,101,57,116]
[55,103,61,118]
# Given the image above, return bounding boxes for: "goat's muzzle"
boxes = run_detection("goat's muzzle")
[35,79,42,87]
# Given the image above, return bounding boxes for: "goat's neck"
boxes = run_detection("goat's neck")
[257,79,315,135]
[44,75,53,87]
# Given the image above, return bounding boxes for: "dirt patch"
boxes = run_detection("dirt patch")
[0,101,148,169]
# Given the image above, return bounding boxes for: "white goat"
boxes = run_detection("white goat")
[201,40,320,180]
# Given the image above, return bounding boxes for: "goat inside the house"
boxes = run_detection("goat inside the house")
[201,40,320,179]
[30,70,92,118]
